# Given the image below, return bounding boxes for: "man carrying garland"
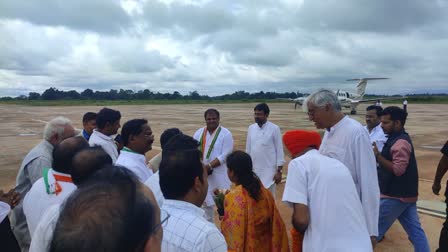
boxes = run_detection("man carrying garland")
[194,108,234,223]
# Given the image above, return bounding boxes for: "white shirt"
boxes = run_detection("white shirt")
[193,126,233,206]
[161,200,227,252]
[144,171,164,207]
[23,172,76,237]
[365,124,387,152]
[0,201,10,223]
[319,116,380,236]
[89,130,118,163]
[29,204,60,252]
[116,148,153,182]
[246,121,285,188]
[283,150,372,252]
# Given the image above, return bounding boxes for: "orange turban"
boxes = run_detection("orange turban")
[282,130,321,156]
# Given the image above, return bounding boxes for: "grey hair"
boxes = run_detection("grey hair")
[43,116,73,141]
[304,89,341,112]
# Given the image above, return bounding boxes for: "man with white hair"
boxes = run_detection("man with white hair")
[305,89,380,248]
[11,116,75,252]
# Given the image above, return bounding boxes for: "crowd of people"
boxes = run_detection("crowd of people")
[0,89,447,252]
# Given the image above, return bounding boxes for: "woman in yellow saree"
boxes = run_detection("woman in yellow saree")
[221,151,289,252]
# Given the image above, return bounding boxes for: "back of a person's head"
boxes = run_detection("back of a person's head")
[96,108,121,129]
[121,119,148,146]
[305,89,341,112]
[226,150,261,200]
[382,106,408,126]
[160,128,182,150]
[254,103,270,115]
[71,146,113,186]
[366,105,383,117]
[50,165,157,252]
[159,134,203,199]
[43,116,73,141]
[82,112,97,123]
[52,136,88,174]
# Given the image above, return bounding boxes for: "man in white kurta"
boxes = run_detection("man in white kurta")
[283,147,372,251]
[116,119,155,182]
[365,105,387,152]
[246,103,285,197]
[89,130,119,162]
[88,107,121,163]
[23,169,76,237]
[23,136,87,237]
[306,89,380,245]
[193,109,233,222]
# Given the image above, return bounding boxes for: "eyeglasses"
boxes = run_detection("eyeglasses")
[150,211,170,234]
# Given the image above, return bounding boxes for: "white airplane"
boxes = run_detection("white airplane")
[292,78,401,114]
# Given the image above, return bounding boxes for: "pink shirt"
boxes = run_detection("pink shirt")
[380,139,417,202]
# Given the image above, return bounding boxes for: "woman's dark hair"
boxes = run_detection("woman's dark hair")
[50,165,156,252]
[226,150,262,201]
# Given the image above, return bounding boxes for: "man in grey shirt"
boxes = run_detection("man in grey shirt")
[11,116,75,252]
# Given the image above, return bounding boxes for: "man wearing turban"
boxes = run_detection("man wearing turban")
[282,130,373,252]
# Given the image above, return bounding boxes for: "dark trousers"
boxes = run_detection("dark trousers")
[0,217,20,252]
[437,182,448,252]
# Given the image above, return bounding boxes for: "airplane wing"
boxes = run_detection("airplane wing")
[346,78,389,81]
[349,96,406,104]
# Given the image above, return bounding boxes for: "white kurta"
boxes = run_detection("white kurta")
[320,116,380,236]
[89,130,118,163]
[23,171,76,237]
[364,124,388,152]
[282,150,372,252]
[0,201,10,223]
[144,171,164,207]
[116,148,153,182]
[29,204,60,252]
[193,126,233,206]
[246,121,285,188]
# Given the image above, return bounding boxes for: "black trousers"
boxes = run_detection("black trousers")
[0,216,20,252]
[437,182,448,252]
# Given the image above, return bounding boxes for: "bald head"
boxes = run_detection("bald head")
[71,146,113,186]
[52,136,88,174]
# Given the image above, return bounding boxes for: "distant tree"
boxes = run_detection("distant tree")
[189,91,201,100]
[41,87,62,100]
[81,89,94,99]
[28,92,41,100]
[65,90,80,99]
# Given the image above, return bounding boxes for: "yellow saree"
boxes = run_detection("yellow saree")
[221,185,289,252]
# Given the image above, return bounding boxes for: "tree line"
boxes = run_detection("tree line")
[2,87,303,101]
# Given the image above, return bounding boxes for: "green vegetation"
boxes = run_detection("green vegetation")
[1,87,447,106]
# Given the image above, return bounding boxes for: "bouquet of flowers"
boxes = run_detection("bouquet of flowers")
[213,189,229,217]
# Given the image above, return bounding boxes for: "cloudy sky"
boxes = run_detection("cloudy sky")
[0,0,447,97]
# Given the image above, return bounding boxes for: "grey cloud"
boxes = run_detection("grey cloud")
[142,0,235,35]
[103,39,177,73]
[0,0,131,34]
[296,0,447,33]
[0,21,76,73]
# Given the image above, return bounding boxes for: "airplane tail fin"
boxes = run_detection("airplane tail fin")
[356,79,368,98]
